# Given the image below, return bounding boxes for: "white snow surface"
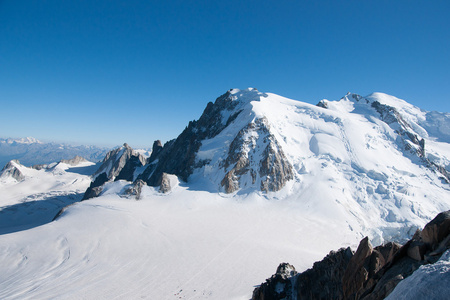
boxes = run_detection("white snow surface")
[0,184,361,300]
[0,160,96,236]
[386,250,450,300]
[1,89,450,299]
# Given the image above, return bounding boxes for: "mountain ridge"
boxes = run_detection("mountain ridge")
[80,88,450,244]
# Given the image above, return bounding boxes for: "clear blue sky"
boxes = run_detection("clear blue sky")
[1,1,449,148]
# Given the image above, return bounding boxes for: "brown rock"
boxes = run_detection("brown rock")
[421,210,450,249]
[342,237,373,299]
[406,241,427,261]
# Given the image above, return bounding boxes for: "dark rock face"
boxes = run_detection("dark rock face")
[252,210,450,300]
[116,155,145,182]
[221,117,294,193]
[93,143,145,181]
[83,90,294,194]
[252,263,297,300]
[342,237,374,299]
[148,140,163,163]
[259,131,294,193]
[316,100,328,109]
[83,143,146,200]
[421,211,450,248]
[82,172,108,200]
[139,91,244,186]
[0,160,25,181]
[297,247,353,300]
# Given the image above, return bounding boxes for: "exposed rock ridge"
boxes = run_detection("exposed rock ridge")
[252,210,450,300]
[371,99,450,182]
[82,89,294,195]
[0,160,25,181]
[296,247,354,300]
[123,179,146,200]
[252,263,298,300]
[221,117,294,193]
[83,143,146,200]
[331,93,450,183]
[138,89,258,186]
[370,101,425,158]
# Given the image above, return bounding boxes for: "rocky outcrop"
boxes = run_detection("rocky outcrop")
[93,143,145,181]
[0,160,25,181]
[371,101,425,158]
[83,143,146,200]
[252,210,450,300]
[252,263,298,300]
[158,173,172,194]
[148,140,163,163]
[221,117,294,193]
[316,99,328,109]
[124,179,146,200]
[421,210,450,248]
[139,90,246,186]
[342,239,403,299]
[296,247,353,300]
[82,173,108,200]
[259,133,294,192]
[84,90,293,194]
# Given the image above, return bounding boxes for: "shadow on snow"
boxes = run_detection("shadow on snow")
[0,192,83,235]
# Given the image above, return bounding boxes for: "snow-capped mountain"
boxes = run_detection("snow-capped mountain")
[88,88,450,242]
[0,89,449,299]
[0,137,110,168]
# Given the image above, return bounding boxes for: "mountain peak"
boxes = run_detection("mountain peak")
[0,160,25,182]
[81,89,450,240]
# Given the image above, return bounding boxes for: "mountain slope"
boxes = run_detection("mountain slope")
[0,89,450,299]
[87,88,450,242]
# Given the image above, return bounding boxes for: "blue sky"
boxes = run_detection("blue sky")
[1,1,449,148]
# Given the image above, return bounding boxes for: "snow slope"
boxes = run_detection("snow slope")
[0,185,362,300]
[386,250,450,300]
[0,160,96,235]
[1,89,450,299]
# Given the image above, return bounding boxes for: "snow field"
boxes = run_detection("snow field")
[0,187,362,299]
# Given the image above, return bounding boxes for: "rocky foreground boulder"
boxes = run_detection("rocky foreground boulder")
[252,210,450,300]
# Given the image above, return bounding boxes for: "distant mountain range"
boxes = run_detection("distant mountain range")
[0,137,111,168]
